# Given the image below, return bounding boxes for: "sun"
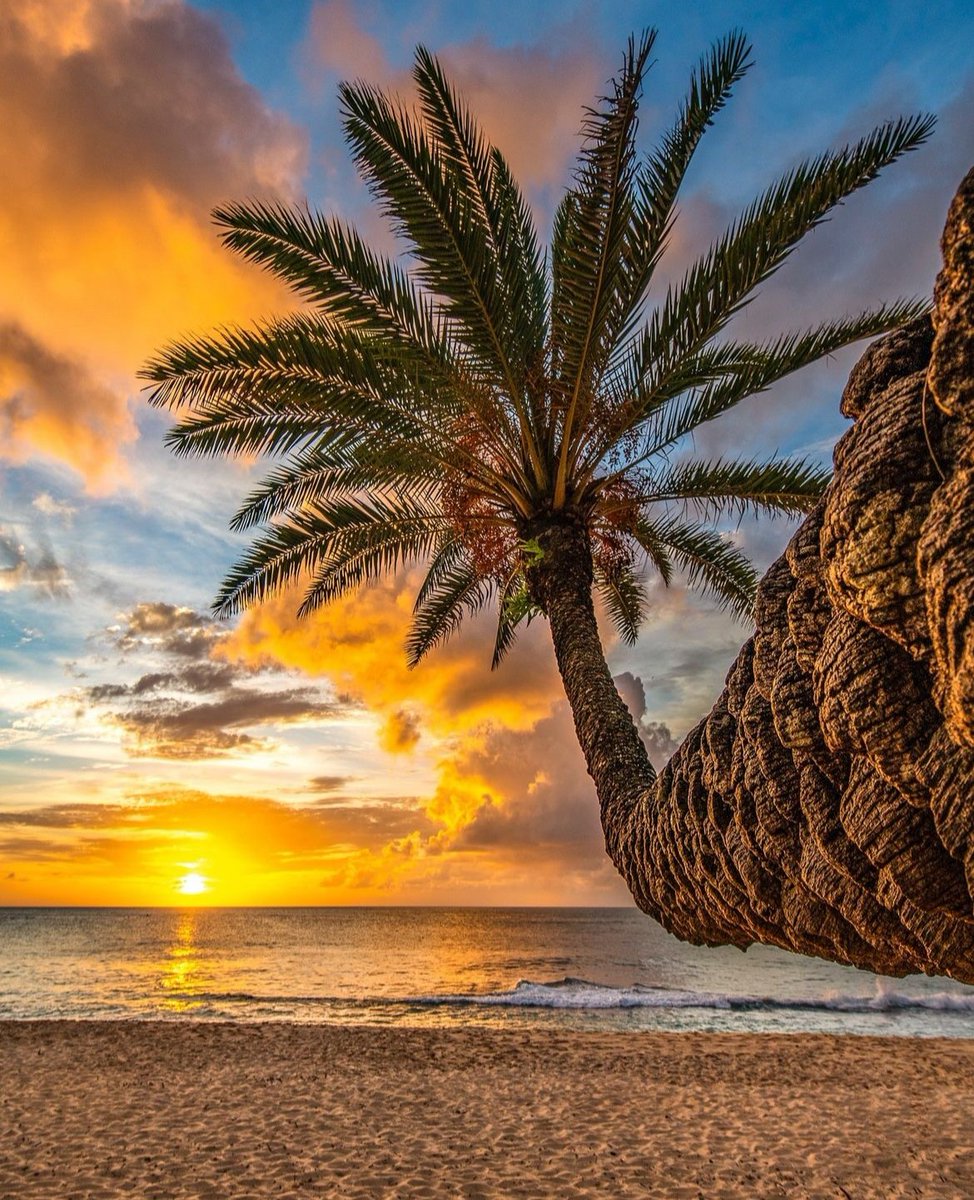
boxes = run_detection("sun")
[177,871,208,896]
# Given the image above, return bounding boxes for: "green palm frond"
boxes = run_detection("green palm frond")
[492,572,536,668]
[597,565,651,645]
[230,451,442,532]
[603,297,930,472]
[144,28,933,671]
[634,516,759,620]
[339,75,537,412]
[637,455,831,520]
[551,31,656,500]
[407,551,491,666]
[629,115,934,409]
[412,46,547,366]
[215,494,446,617]
[604,30,753,363]
[212,200,448,359]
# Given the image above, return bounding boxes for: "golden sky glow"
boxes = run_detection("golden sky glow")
[2,0,969,907]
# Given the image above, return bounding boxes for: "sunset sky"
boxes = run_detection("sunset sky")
[2,0,973,907]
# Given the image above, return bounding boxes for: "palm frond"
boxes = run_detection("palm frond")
[339,75,539,424]
[606,297,930,472]
[212,200,449,362]
[634,516,758,621]
[637,454,831,519]
[412,47,547,369]
[231,449,442,532]
[631,115,935,408]
[407,551,491,666]
[596,564,650,645]
[605,30,753,361]
[492,571,534,668]
[551,30,656,498]
[215,494,446,617]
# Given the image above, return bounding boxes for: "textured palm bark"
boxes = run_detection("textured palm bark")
[527,518,657,868]
[545,167,974,982]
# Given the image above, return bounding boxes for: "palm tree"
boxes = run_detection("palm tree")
[144,31,933,943]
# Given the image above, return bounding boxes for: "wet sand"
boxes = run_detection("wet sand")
[1,1021,973,1198]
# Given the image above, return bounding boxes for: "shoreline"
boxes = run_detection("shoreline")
[3,1022,973,1198]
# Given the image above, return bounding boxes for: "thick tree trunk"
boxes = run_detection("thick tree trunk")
[535,168,974,984]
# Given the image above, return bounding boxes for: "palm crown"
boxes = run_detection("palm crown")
[144,30,932,668]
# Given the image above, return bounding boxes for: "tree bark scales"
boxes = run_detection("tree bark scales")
[552,167,974,982]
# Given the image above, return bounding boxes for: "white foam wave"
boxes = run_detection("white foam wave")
[402,977,974,1014]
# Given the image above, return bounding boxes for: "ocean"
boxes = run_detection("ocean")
[2,906,973,1036]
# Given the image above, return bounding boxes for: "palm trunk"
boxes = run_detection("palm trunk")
[520,170,974,984]
[528,517,655,872]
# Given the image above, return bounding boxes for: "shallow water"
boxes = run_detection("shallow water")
[2,905,973,1036]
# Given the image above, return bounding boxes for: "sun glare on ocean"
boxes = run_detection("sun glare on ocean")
[177,871,208,896]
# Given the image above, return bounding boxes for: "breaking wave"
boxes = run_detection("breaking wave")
[166,977,974,1016]
[399,977,974,1013]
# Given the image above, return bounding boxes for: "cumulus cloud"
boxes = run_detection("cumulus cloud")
[107,602,224,659]
[0,323,137,489]
[0,0,306,485]
[434,675,675,868]
[70,601,353,759]
[219,571,564,738]
[32,492,77,521]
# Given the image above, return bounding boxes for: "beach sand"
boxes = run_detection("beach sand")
[1,1023,973,1198]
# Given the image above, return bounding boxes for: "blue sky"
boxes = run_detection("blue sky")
[0,0,972,904]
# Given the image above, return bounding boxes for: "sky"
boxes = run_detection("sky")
[1,0,973,908]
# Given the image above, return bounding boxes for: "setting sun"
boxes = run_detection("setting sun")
[177,872,208,896]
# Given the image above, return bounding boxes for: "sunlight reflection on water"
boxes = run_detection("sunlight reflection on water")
[2,906,973,1036]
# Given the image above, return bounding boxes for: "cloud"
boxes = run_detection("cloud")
[307,0,601,198]
[379,707,422,754]
[0,787,437,904]
[434,674,675,862]
[0,323,137,488]
[0,528,69,597]
[0,0,306,486]
[107,602,224,659]
[72,601,355,760]
[219,571,564,738]
[32,492,77,521]
[307,774,357,798]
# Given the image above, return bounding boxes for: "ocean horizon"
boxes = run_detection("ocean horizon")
[3,905,974,1037]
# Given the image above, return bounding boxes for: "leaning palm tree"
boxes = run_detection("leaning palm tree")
[144,31,934,962]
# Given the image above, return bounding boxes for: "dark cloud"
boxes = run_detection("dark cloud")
[381,707,422,753]
[0,1,304,483]
[307,774,357,797]
[1,1,303,212]
[320,800,436,846]
[107,602,222,658]
[0,836,74,862]
[69,601,357,759]
[0,803,131,828]
[101,686,345,759]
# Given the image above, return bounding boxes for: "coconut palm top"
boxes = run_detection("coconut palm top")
[143,30,932,668]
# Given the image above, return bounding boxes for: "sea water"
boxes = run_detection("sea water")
[2,905,973,1036]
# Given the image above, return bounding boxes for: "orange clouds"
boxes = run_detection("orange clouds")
[218,571,564,742]
[0,323,136,489]
[0,0,305,486]
[0,788,436,905]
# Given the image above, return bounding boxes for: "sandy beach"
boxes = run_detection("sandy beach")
[0,1023,972,1198]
